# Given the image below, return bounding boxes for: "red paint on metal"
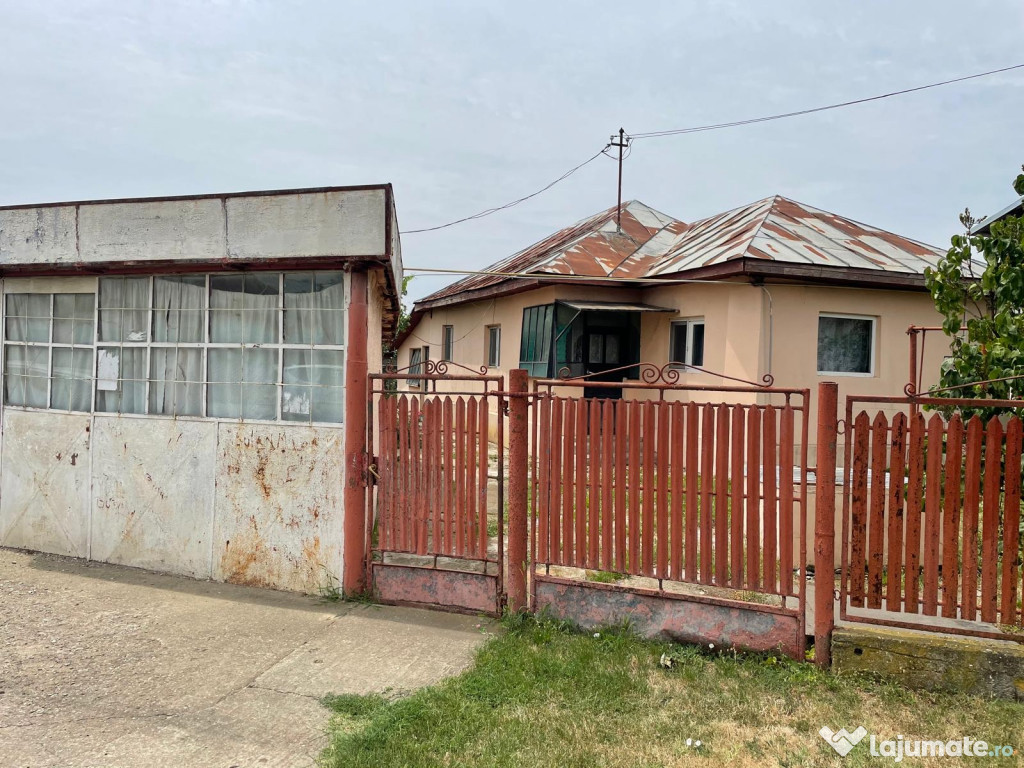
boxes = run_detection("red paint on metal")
[814,382,838,668]
[903,413,925,614]
[670,402,684,581]
[714,404,730,585]
[763,406,778,593]
[589,398,602,569]
[577,400,589,569]
[684,402,699,583]
[962,416,983,622]
[641,402,655,575]
[549,397,563,567]
[1001,418,1022,625]
[981,417,1003,624]
[884,413,907,611]
[506,369,529,612]
[941,415,963,619]
[537,394,550,564]
[700,404,715,584]
[866,412,888,610]
[922,414,944,615]
[602,400,615,571]
[614,400,628,573]
[729,405,744,588]
[343,270,369,594]
[628,402,642,575]
[563,398,576,567]
[745,406,761,591]
[373,563,499,616]
[779,406,795,597]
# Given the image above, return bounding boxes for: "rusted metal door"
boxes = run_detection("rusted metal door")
[366,363,505,615]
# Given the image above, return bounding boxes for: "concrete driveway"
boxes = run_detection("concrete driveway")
[0,551,489,768]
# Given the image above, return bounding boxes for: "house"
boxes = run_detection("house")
[397,195,950,457]
[0,185,402,592]
[971,195,1022,234]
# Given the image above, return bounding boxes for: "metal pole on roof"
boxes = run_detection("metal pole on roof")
[610,127,628,232]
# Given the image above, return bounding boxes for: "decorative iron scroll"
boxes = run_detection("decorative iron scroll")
[555,362,775,388]
[381,359,489,377]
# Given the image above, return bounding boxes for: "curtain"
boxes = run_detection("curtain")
[99,277,149,342]
[3,344,48,408]
[96,347,147,414]
[149,347,203,416]
[817,316,872,374]
[209,347,277,420]
[210,274,278,343]
[153,276,204,342]
[50,347,93,411]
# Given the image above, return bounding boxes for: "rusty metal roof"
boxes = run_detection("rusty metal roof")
[646,195,944,277]
[415,201,686,304]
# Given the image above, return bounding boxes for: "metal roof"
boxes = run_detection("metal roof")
[646,195,944,277]
[971,196,1023,235]
[415,200,687,304]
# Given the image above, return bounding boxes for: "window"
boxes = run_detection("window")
[4,293,95,411]
[407,345,428,387]
[441,325,454,362]
[519,305,553,377]
[817,314,875,375]
[670,319,705,369]
[3,271,348,423]
[486,326,501,368]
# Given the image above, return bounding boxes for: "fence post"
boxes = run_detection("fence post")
[506,369,529,612]
[343,270,369,596]
[814,381,838,667]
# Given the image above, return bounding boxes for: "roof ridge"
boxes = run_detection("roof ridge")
[742,195,782,260]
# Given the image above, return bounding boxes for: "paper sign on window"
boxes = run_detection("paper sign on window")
[96,348,120,391]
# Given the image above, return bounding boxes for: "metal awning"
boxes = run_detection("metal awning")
[557,300,676,313]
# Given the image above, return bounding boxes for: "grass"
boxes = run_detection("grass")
[320,615,1024,767]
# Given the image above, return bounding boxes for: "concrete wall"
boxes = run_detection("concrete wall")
[0,188,390,266]
[0,410,345,592]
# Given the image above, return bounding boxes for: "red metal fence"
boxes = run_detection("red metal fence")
[528,365,810,657]
[367,364,505,615]
[839,394,1024,641]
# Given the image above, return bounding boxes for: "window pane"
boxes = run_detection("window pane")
[53,294,95,345]
[96,347,147,414]
[311,349,344,423]
[4,344,48,407]
[818,316,872,374]
[605,334,620,364]
[99,278,148,342]
[153,275,204,343]
[588,334,604,364]
[6,294,49,342]
[51,347,93,412]
[150,347,203,416]
[691,323,705,366]
[282,348,312,421]
[210,273,278,343]
[284,271,344,344]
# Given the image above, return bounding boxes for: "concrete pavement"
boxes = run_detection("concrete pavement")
[0,550,490,768]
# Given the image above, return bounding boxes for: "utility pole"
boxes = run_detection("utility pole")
[610,127,629,232]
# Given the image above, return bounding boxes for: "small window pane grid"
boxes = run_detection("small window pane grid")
[441,325,454,362]
[5,293,95,411]
[669,319,705,369]
[486,326,501,368]
[817,314,874,375]
[2,271,347,424]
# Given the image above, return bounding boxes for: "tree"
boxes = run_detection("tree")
[924,166,1024,411]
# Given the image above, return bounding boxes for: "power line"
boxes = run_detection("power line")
[630,62,1024,140]
[400,146,607,234]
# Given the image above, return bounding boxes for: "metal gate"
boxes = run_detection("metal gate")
[366,362,505,615]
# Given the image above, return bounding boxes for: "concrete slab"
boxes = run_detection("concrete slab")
[0,550,490,767]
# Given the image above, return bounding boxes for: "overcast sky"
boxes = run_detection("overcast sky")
[1,1,1022,302]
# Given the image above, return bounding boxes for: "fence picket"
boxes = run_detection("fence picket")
[589,399,603,570]
[641,402,656,575]
[615,400,627,573]
[981,417,1003,623]
[603,400,615,571]
[628,401,641,575]
[714,404,730,585]
[903,412,925,614]
[763,406,778,593]
[1002,417,1022,625]
[455,397,466,556]
[922,413,944,615]
[779,406,795,596]
[867,412,888,609]
[546,397,560,566]
[941,415,964,619]
[670,402,684,581]
[478,400,488,559]
[729,405,745,588]
[656,402,670,578]
[886,412,907,611]
[537,395,551,564]
[576,398,588,568]
[700,404,715,583]
[562,399,576,567]
[465,397,478,558]
[849,411,870,607]
[746,406,761,591]
[961,416,983,621]
[685,403,699,582]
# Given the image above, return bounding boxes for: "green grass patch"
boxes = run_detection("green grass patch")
[320,615,1024,767]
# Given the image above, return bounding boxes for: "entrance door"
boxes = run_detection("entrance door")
[583,327,626,399]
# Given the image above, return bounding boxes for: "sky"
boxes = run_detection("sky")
[1,1,1022,303]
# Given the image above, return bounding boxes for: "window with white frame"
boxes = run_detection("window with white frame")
[441,325,454,362]
[817,313,875,375]
[4,293,95,411]
[407,345,428,387]
[486,325,501,368]
[669,318,705,369]
[3,270,348,423]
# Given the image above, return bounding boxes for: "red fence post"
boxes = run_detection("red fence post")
[814,381,838,668]
[507,369,530,612]
[343,270,369,596]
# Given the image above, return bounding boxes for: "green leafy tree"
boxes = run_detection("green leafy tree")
[924,167,1024,413]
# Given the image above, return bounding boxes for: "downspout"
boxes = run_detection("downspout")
[343,270,369,595]
[760,285,774,383]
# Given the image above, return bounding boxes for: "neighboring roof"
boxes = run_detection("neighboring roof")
[646,195,944,277]
[971,197,1023,235]
[415,200,686,306]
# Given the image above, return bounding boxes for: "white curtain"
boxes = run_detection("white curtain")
[51,347,93,411]
[4,343,48,408]
[153,276,204,342]
[96,347,147,414]
[99,277,149,342]
[284,272,345,344]
[149,347,203,416]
